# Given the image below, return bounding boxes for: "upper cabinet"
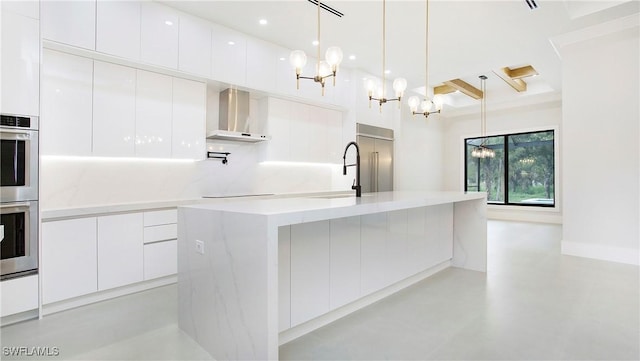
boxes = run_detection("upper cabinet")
[41,0,96,50]
[135,70,173,158]
[2,0,39,19]
[1,8,39,116]
[211,24,247,86]
[245,38,277,92]
[178,13,212,78]
[140,2,179,69]
[172,78,206,159]
[96,0,140,60]
[41,49,93,156]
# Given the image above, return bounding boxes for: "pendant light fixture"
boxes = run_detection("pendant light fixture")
[407,0,443,118]
[471,75,495,158]
[368,0,407,112]
[290,0,343,96]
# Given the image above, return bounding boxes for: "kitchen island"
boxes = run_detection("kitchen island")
[177,191,487,360]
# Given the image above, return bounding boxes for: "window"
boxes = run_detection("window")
[465,130,555,207]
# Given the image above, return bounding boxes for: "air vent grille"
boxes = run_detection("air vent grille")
[525,0,539,10]
[307,0,344,17]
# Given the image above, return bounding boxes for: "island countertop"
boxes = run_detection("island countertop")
[181,191,486,225]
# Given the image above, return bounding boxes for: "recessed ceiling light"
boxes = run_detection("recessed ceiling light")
[312,40,319,46]
[384,70,391,74]
[228,41,235,46]
[165,20,173,26]
[349,55,356,60]
[259,19,268,25]
[279,57,286,61]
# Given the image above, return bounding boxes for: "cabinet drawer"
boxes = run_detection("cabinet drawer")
[143,209,177,226]
[144,240,177,280]
[143,224,177,244]
[1,275,38,317]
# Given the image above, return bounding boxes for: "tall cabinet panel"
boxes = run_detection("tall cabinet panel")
[140,2,179,69]
[97,213,144,291]
[211,24,246,86]
[41,49,93,156]
[178,14,212,77]
[135,70,172,158]
[172,78,206,159]
[1,10,39,116]
[329,217,361,310]
[96,0,140,60]
[92,61,136,156]
[41,0,96,50]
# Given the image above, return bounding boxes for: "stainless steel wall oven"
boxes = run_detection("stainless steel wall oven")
[1,114,39,279]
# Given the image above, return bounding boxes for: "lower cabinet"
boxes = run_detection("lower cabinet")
[41,209,178,306]
[97,213,144,291]
[1,275,38,317]
[42,217,98,304]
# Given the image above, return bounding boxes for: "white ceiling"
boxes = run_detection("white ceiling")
[162,0,639,111]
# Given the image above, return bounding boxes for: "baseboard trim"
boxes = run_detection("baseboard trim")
[42,275,177,316]
[1,309,38,327]
[278,260,452,346]
[561,241,640,266]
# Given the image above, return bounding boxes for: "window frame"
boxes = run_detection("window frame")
[464,129,556,208]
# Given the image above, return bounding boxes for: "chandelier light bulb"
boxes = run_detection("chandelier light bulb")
[408,96,420,112]
[367,79,376,95]
[317,61,332,77]
[421,99,433,112]
[392,78,407,97]
[432,94,444,111]
[325,46,343,68]
[289,50,307,72]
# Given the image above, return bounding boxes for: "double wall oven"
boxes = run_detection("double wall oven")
[1,114,38,280]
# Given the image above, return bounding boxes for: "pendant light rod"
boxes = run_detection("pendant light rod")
[382,0,386,98]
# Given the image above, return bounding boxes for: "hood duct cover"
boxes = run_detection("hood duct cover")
[207,88,270,142]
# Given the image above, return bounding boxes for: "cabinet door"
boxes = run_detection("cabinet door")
[2,0,39,19]
[245,38,277,91]
[143,240,177,280]
[97,213,143,291]
[264,97,291,161]
[93,61,136,156]
[172,78,206,159]
[360,213,387,295]
[330,217,361,310]
[290,221,330,327]
[211,24,246,86]
[425,204,454,267]
[1,275,38,317]
[278,226,291,332]
[41,218,97,304]
[407,207,429,276]
[178,13,211,77]
[140,2,179,69]
[41,0,96,50]
[96,0,140,60]
[41,49,93,156]
[135,70,172,158]
[386,210,408,285]
[1,11,39,116]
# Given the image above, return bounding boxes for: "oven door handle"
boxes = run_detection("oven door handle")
[0,202,31,212]
[0,128,32,139]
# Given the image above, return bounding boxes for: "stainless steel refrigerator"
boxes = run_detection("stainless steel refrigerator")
[356,123,394,193]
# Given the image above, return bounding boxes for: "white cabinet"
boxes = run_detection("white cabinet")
[135,70,172,158]
[2,0,39,19]
[329,217,361,310]
[360,213,388,295]
[42,218,97,304]
[92,61,136,156]
[178,13,211,77]
[1,275,38,317]
[211,24,246,86]
[143,209,177,226]
[265,98,291,161]
[96,0,140,60]
[1,10,39,116]
[290,221,330,327]
[41,0,96,50]
[172,78,206,159]
[97,213,144,291]
[143,240,177,280]
[41,49,93,156]
[386,210,409,285]
[140,2,179,69]
[278,226,291,332]
[406,207,429,276]
[425,204,454,267]
[245,38,277,91]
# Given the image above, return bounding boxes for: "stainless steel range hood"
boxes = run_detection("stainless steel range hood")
[207,88,270,142]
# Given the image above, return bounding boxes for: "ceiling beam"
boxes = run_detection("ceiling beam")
[493,67,527,92]
[508,65,538,79]
[434,84,457,95]
[442,79,483,100]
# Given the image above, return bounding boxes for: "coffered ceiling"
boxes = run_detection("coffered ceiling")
[162,0,639,112]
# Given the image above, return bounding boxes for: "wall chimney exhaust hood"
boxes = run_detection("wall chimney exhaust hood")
[207,88,270,143]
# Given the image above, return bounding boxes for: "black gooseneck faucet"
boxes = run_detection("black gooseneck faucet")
[342,141,361,197]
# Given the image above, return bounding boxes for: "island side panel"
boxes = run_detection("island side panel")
[452,198,487,272]
[178,207,275,360]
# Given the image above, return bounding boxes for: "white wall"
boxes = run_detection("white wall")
[559,23,639,265]
[442,101,563,223]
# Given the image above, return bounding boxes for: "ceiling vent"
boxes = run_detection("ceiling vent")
[525,0,539,10]
[307,0,344,17]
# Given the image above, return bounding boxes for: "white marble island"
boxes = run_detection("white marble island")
[177,191,487,360]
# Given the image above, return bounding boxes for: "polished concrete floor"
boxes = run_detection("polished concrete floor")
[1,221,638,360]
